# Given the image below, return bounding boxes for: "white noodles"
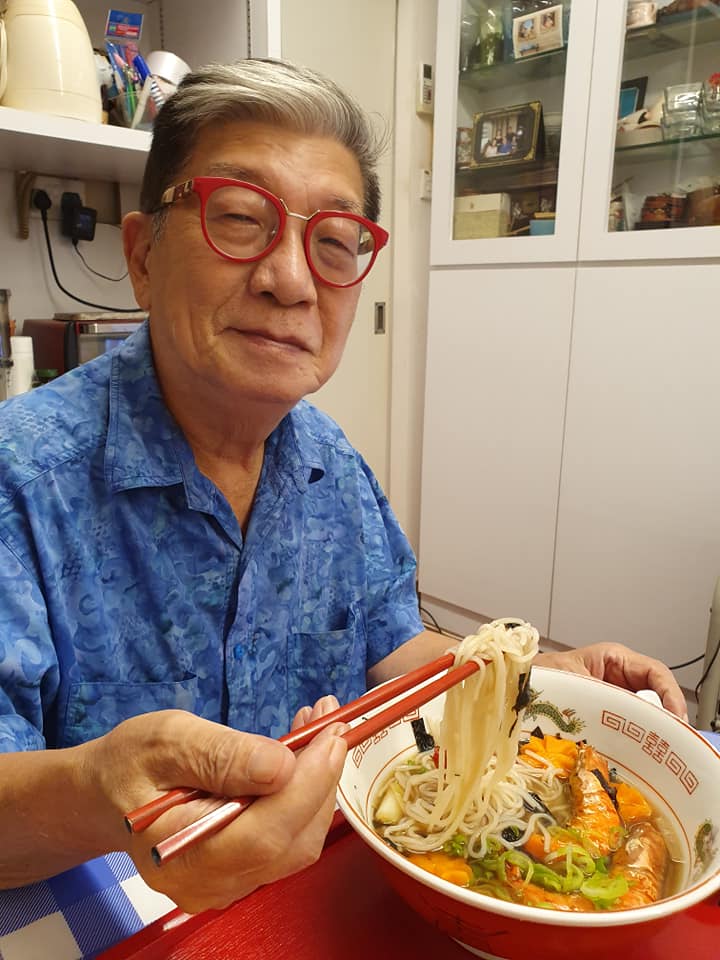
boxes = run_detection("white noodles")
[379,618,569,856]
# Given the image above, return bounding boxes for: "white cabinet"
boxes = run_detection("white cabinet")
[551,263,720,689]
[420,0,720,685]
[419,265,575,635]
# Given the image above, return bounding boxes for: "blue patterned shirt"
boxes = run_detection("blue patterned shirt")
[0,323,422,752]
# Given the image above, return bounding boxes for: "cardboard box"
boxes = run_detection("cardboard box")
[453,193,511,240]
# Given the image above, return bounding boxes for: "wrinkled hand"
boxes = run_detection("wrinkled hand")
[534,643,688,721]
[83,703,347,913]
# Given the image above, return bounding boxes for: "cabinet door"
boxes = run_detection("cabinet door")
[580,0,720,260]
[550,263,720,691]
[418,265,575,634]
[430,0,597,265]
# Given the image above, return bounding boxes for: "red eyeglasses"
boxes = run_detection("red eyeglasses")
[158,176,389,289]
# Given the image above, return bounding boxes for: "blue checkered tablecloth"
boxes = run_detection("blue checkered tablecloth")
[0,852,174,960]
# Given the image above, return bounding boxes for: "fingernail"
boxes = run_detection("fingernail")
[247,742,289,784]
[327,735,348,768]
[323,721,350,738]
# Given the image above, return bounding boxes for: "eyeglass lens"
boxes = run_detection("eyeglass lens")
[204,185,376,285]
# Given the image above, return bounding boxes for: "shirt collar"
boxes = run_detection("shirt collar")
[104,321,327,497]
[264,405,327,495]
[104,321,186,493]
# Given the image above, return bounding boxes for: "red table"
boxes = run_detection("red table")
[99,813,720,960]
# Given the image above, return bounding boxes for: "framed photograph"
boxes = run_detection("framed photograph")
[626,1,657,30]
[470,101,544,168]
[512,4,564,60]
[619,76,648,118]
[456,126,473,167]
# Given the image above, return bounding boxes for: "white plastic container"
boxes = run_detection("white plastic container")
[0,0,102,123]
[144,51,191,87]
[8,335,35,396]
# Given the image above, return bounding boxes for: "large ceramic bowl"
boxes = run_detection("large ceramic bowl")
[337,666,720,960]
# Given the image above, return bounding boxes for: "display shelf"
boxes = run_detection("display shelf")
[456,158,559,192]
[579,1,720,261]
[624,7,720,60]
[460,46,567,92]
[0,106,151,184]
[615,129,720,166]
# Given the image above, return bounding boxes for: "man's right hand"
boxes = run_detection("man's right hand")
[0,707,348,912]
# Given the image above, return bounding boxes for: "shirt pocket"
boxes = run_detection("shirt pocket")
[287,602,367,709]
[61,675,200,747]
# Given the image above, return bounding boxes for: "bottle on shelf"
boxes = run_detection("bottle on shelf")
[467,4,505,70]
[0,290,13,403]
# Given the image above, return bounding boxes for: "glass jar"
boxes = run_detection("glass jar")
[704,73,720,112]
[467,4,505,69]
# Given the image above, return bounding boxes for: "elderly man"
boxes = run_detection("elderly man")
[0,59,685,912]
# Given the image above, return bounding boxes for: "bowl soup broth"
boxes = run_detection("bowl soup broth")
[369,741,687,909]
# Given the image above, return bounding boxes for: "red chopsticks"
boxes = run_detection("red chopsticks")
[124,651,479,865]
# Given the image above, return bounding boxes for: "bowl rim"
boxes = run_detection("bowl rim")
[337,666,720,928]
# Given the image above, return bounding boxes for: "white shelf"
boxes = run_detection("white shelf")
[0,106,151,184]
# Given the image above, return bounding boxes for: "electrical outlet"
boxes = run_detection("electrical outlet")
[30,176,85,221]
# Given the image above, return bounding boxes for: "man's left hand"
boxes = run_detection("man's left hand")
[534,643,688,721]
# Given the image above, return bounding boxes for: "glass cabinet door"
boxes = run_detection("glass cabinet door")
[456,1,571,241]
[580,0,720,260]
[614,3,720,232]
[431,0,597,264]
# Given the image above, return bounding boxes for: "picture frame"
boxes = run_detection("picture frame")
[509,187,556,235]
[619,76,648,118]
[470,101,544,168]
[512,4,564,60]
[626,1,657,30]
[456,126,473,167]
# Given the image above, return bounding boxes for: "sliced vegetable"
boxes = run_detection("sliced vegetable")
[408,851,474,887]
[443,832,468,857]
[580,873,630,908]
[615,781,653,824]
[519,734,578,776]
[374,781,405,825]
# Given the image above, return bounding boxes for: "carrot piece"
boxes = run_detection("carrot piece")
[523,832,550,861]
[408,851,473,887]
[615,781,653,824]
[519,734,578,777]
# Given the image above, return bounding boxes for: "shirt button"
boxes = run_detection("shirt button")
[233,643,244,660]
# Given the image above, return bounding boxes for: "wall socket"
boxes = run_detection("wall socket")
[31,176,86,221]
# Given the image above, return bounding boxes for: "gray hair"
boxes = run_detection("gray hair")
[140,58,386,227]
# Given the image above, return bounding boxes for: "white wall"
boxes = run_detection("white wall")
[388,0,437,551]
[0,170,138,329]
[280,0,397,492]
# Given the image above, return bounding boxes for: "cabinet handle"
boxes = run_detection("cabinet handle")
[374,301,386,335]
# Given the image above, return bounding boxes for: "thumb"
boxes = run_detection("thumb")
[139,711,297,799]
[533,651,593,678]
